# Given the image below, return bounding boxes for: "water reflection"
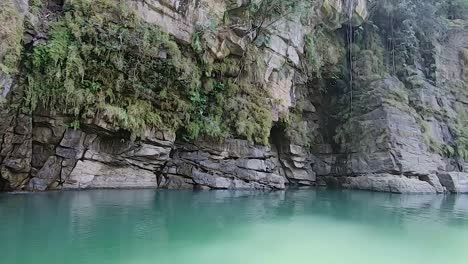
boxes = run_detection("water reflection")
[0,189,467,264]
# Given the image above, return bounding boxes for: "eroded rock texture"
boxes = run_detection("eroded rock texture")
[162,140,286,190]
[1,0,467,193]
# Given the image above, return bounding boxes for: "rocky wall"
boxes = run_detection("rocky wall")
[2,0,468,194]
[315,24,468,193]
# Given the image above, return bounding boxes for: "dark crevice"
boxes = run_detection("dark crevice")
[270,123,290,182]
[0,177,12,192]
[47,0,65,12]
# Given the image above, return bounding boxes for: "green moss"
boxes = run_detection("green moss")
[382,86,411,111]
[0,0,23,76]
[407,75,426,88]
[183,37,273,144]
[321,0,342,27]
[24,0,198,138]
[390,88,409,103]
[226,96,272,145]
[24,0,196,138]
[66,119,81,130]
[358,27,387,74]
[442,0,468,20]
[191,31,205,55]
[333,116,358,146]
[462,48,468,85]
[22,0,279,145]
[415,116,441,153]
[280,110,312,147]
[304,28,346,80]
[446,118,468,160]
[30,0,46,14]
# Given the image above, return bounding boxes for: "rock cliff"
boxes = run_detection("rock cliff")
[0,0,467,193]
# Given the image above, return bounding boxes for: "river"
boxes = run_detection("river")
[1,189,467,264]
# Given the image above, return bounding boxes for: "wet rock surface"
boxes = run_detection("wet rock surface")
[342,174,438,194]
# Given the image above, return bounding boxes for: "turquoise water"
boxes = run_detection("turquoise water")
[1,189,468,264]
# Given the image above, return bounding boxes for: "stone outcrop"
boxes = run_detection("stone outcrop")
[1,0,468,194]
[0,113,32,191]
[313,22,468,193]
[64,160,158,189]
[278,144,316,185]
[437,172,468,193]
[28,113,176,190]
[322,0,368,28]
[315,77,445,176]
[4,111,312,190]
[162,139,286,190]
[321,174,439,194]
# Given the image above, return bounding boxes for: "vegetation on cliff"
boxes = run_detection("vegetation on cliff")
[2,0,468,192]
[25,0,196,136]
[312,0,468,166]
[9,0,468,152]
[23,0,275,144]
[0,0,23,89]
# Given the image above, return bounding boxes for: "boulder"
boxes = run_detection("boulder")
[27,177,48,191]
[420,174,445,193]
[342,174,437,194]
[161,175,194,190]
[437,172,468,193]
[35,156,62,185]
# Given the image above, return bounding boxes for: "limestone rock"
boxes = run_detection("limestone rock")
[27,177,48,191]
[342,174,437,194]
[420,174,445,193]
[278,144,315,185]
[437,172,468,193]
[164,139,287,190]
[5,0,468,195]
[60,129,85,148]
[64,160,157,189]
[321,0,368,28]
[160,175,195,190]
[0,112,32,189]
[191,169,232,189]
[35,156,62,186]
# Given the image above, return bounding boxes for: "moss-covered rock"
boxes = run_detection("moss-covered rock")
[23,0,275,145]
[0,0,25,101]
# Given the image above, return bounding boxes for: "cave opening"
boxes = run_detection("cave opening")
[270,122,287,154]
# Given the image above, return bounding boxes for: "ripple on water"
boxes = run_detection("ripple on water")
[1,189,468,264]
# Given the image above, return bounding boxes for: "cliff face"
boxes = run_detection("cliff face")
[0,0,467,193]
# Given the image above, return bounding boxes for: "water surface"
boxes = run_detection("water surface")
[1,189,468,264]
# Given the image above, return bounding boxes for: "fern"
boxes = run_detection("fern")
[24,0,199,137]
[23,0,276,145]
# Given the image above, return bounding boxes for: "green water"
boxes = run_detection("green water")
[1,190,468,264]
